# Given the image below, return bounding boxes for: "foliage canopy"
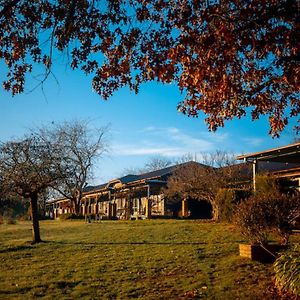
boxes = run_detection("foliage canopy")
[1,0,299,136]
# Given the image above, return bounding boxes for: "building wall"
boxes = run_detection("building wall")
[47,188,168,220]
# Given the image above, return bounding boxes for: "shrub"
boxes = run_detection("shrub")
[255,174,280,196]
[269,194,300,245]
[234,195,269,245]
[0,198,29,218]
[2,209,17,225]
[274,247,300,296]
[58,213,83,220]
[4,216,16,224]
[234,193,300,245]
[215,188,251,222]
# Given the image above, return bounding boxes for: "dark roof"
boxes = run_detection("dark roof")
[83,183,106,193]
[83,161,206,194]
[133,161,208,181]
[118,174,139,184]
[134,165,176,181]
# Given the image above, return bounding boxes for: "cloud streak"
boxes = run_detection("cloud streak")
[242,137,264,147]
[111,145,188,157]
[112,126,231,157]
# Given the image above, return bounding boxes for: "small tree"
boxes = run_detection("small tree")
[39,121,108,215]
[0,137,60,243]
[234,193,300,245]
[234,195,270,245]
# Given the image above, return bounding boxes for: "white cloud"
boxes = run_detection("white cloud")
[242,137,264,147]
[141,126,157,132]
[166,127,213,151]
[112,145,187,157]
[111,126,230,157]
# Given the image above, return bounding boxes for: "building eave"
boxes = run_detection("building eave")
[237,142,300,163]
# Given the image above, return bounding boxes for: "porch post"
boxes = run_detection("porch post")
[145,185,151,219]
[253,159,258,191]
[112,202,117,218]
[108,190,111,219]
[182,198,188,217]
[126,190,132,220]
[161,195,165,215]
[107,203,112,219]
[83,200,86,221]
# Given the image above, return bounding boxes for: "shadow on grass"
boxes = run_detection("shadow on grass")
[0,281,81,296]
[0,244,34,254]
[45,240,207,246]
[0,240,245,253]
[0,241,208,253]
[0,286,32,295]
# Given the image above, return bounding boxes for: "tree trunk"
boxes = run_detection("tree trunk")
[74,196,81,215]
[30,192,42,243]
[211,202,219,221]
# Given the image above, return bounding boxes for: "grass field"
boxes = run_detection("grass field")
[0,219,298,299]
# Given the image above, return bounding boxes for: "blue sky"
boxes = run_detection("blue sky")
[1,63,296,183]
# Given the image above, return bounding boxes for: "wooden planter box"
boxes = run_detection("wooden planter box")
[239,244,287,263]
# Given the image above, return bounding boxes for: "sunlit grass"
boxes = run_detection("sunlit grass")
[0,220,298,299]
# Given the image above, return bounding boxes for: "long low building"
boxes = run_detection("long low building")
[47,142,300,220]
[47,161,212,220]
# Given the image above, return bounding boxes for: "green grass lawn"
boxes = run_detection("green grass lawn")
[0,219,298,299]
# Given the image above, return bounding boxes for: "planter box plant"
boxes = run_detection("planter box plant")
[234,189,300,262]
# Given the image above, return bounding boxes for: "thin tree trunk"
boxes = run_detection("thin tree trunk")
[212,202,219,221]
[30,192,42,243]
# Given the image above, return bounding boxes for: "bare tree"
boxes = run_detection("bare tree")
[174,153,195,164]
[0,137,60,243]
[120,156,173,177]
[144,156,173,172]
[174,151,237,167]
[201,150,237,168]
[39,121,108,215]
